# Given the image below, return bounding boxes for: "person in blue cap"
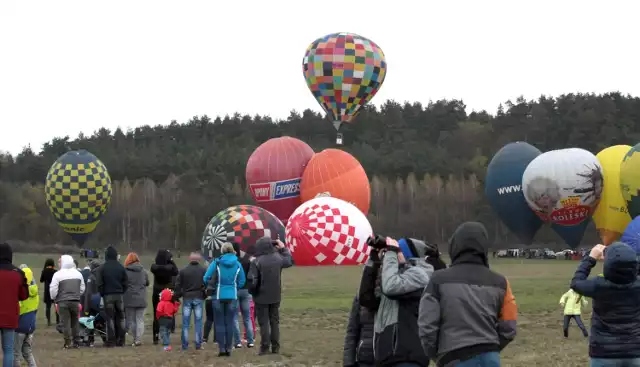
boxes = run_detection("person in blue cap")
[571,242,640,367]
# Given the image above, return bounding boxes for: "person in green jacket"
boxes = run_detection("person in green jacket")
[15,264,38,366]
[559,288,589,338]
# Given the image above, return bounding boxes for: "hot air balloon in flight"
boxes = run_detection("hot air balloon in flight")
[592,145,632,245]
[201,205,285,260]
[620,143,640,219]
[246,137,314,224]
[485,142,543,244]
[302,32,387,144]
[285,196,372,266]
[522,148,603,248]
[44,150,112,246]
[300,149,370,215]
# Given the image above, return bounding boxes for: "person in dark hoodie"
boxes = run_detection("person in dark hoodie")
[40,258,58,326]
[232,242,255,349]
[94,246,128,347]
[82,259,103,347]
[343,293,376,367]
[359,236,432,367]
[419,222,517,367]
[0,243,29,366]
[150,249,179,345]
[570,243,640,367]
[174,252,206,351]
[247,237,293,355]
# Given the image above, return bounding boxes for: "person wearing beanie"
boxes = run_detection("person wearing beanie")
[94,246,128,347]
[123,252,149,346]
[359,236,432,366]
[571,242,640,365]
[0,243,28,366]
[174,252,206,350]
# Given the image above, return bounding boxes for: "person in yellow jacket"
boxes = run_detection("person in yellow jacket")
[15,264,38,366]
[559,288,589,338]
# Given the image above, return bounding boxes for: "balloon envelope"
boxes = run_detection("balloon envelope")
[285,196,372,266]
[522,148,603,248]
[620,143,640,219]
[246,137,314,223]
[44,150,112,246]
[485,142,543,245]
[201,205,285,260]
[593,145,632,245]
[302,32,387,130]
[620,216,640,255]
[300,149,370,214]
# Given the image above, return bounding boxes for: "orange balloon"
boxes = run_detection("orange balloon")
[300,149,371,214]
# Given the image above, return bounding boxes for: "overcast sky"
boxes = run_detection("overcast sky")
[1,0,638,155]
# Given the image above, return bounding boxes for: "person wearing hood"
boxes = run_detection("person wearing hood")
[418,222,517,367]
[94,246,128,347]
[174,252,206,351]
[232,242,256,349]
[358,236,432,366]
[570,243,640,366]
[151,249,179,345]
[123,252,149,347]
[207,243,245,357]
[14,264,38,367]
[39,258,58,326]
[50,254,85,349]
[247,237,292,355]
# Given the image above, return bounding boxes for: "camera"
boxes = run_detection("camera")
[366,235,387,250]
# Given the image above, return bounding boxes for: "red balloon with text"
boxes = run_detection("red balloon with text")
[246,137,314,224]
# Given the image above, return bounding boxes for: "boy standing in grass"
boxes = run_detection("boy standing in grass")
[15,264,38,366]
[155,288,180,351]
[559,288,589,338]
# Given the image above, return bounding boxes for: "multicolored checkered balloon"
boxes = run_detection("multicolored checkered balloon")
[201,205,285,260]
[302,32,387,131]
[45,150,112,245]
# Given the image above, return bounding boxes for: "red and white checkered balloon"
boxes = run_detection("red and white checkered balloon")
[285,196,372,266]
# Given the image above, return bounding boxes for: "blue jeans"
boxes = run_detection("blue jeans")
[2,329,15,367]
[181,298,203,349]
[233,289,255,345]
[446,352,500,367]
[591,358,640,367]
[159,325,171,347]
[213,299,238,353]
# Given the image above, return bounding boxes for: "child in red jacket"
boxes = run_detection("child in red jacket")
[156,288,180,351]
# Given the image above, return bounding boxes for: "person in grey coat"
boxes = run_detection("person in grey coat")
[123,252,149,346]
[247,237,292,355]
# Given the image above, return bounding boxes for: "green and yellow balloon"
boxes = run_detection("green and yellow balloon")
[45,150,112,245]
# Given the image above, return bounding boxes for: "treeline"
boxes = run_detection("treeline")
[1,92,635,250]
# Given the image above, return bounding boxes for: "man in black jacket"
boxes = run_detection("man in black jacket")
[174,252,206,350]
[95,246,128,347]
[247,237,292,355]
[343,294,375,367]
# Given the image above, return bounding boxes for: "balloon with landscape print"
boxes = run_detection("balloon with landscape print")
[246,136,314,224]
[302,32,387,132]
[620,143,640,219]
[300,148,370,215]
[201,205,285,260]
[522,148,603,248]
[44,150,112,246]
[485,142,543,245]
[592,145,632,246]
[285,196,372,266]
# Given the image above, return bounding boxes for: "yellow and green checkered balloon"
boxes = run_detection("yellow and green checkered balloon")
[45,150,112,245]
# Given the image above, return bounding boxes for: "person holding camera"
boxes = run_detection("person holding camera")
[419,222,517,367]
[358,235,433,367]
[247,236,293,355]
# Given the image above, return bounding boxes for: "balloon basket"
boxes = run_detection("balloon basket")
[335,133,343,145]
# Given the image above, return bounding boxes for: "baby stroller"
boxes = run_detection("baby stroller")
[55,303,107,346]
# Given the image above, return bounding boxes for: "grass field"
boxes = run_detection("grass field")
[10,254,599,367]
